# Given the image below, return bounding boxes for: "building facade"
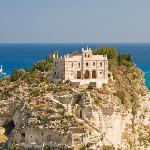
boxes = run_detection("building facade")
[51,48,111,88]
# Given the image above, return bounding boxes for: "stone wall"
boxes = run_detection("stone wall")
[11,127,68,148]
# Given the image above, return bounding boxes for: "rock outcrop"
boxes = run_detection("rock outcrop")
[0,63,150,149]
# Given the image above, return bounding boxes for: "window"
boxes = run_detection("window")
[78,63,80,67]
[92,70,96,78]
[77,71,81,79]
[100,62,102,67]
[53,72,57,78]
[85,54,87,57]
[108,74,111,78]
[93,62,95,66]
[86,62,88,67]
[88,54,90,57]
[21,133,25,138]
[100,72,102,74]
[84,70,90,79]
[71,63,73,67]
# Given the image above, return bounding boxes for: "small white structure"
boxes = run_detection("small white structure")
[0,65,6,75]
[51,47,111,88]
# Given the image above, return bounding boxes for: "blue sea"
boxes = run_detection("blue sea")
[0,43,150,89]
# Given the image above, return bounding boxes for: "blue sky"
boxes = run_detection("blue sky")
[0,0,150,43]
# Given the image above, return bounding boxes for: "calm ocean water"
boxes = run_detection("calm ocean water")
[0,43,150,89]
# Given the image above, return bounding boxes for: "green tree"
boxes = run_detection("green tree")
[32,60,52,72]
[11,69,26,81]
[9,145,24,150]
[93,46,133,71]
[43,145,53,150]
[93,46,118,72]
[102,145,115,150]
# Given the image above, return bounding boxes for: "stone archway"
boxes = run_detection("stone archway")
[84,70,90,79]
[92,70,96,79]
[77,71,81,79]
[3,120,15,135]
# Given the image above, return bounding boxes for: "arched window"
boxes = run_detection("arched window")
[93,62,95,66]
[71,63,73,67]
[85,54,87,57]
[88,54,90,57]
[86,62,88,67]
[84,70,90,79]
[100,62,102,67]
[77,71,81,79]
[92,70,96,78]
[78,63,80,67]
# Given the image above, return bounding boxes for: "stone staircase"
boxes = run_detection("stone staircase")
[83,118,100,133]
[46,94,101,134]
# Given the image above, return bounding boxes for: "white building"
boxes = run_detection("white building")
[51,47,111,88]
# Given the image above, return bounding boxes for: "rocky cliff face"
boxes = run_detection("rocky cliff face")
[0,65,150,150]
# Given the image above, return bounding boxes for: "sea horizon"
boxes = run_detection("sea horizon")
[0,43,150,89]
[1,42,150,44]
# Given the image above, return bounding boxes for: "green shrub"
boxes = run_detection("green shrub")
[9,145,24,150]
[43,145,53,150]
[11,69,26,81]
[102,145,115,150]
[43,145,73,150]
[138,132,150,147]
[94,98,100,106]
[114,91,131,109]
[93,46,118,70]
[121,59,132,68]
[32,60,52,72]
[87,83,95,90]
[47,83,56,91]
[114,91,125,103]
[80,145,87,150]
[93,46,133,72]
[31,88,40,97]
[57,80,63,85]
[132,99,140,116]
[28,146,35,150]
[118,54,132,66]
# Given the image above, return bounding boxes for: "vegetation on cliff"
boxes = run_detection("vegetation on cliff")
[92,46,147,115]
[93,46,133,71]
[0,45,147,122]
